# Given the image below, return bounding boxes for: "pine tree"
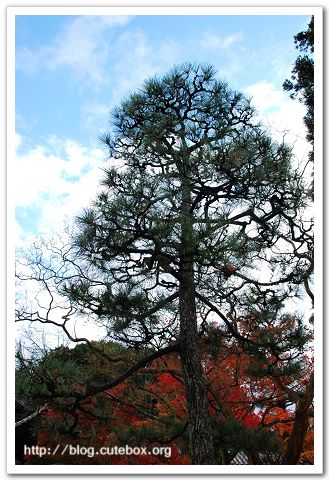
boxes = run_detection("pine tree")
[16,63,311,464]
[68,64,309,463]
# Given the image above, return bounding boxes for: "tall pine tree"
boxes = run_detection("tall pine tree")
[17,63,311,464]
[70,64,309,463]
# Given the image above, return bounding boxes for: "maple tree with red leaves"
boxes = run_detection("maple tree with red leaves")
[16,316,313,465]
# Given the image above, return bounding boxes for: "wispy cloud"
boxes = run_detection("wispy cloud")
[16,15,131,87]
[200,31,244,50]
[80,103,110,134]
[112,29,182,100]
[196,30,245,83]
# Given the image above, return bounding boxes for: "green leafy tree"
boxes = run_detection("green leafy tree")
[16,63,312,464]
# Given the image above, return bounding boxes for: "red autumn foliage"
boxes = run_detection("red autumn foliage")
[22,324,313,465]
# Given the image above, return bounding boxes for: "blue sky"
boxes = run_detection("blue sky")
[14,11,312,244]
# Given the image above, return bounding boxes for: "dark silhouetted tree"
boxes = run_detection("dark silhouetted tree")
[283,16,314,156]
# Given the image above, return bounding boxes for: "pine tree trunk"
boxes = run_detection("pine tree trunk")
[178,172,215,464]
[283,371,314,464]
[179,263,215,464]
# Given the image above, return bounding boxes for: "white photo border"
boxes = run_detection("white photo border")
[6,3,324,476]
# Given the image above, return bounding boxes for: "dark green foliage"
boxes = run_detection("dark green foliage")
[15,401,41,464]
[16,341,132,406]
[283,16,314,148]
[213,418,282,464]
[113,416,188,450]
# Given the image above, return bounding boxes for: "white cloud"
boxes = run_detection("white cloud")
[16,15,131,87]
[244,81,311,164]
[15,132,22,150]
[14,135,107,246]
